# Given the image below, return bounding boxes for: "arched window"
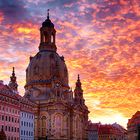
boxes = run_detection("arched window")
[43,35,45,43]
[54,114,62,136]
[44,32,48,43]
[41,116,47,136]
[75,116,82,139]
[76,117,79,131]
[57,90,60,97]
[65,116,69,136]
[51,35,53,43]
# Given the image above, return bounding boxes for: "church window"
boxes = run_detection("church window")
[41,116,47,137]
[54,114,62,136]
[51,34,53,43]
[67,117,69,125]
[44,32,48,43]
[57,90,60,97]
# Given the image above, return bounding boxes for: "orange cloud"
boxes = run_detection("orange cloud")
[0,12,4,23]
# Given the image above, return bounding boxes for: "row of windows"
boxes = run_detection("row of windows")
[20,137,34,140]
[0,106,19,115]
[21,113,34,119]
[7,136,19,140]
[21,139,34,140]
[0,115,19,123]
[0,95,33,112]
[0,95,19,106]
[1,125,19,132]
[21,121,33,127]
[21,130,33,136]
[98,136,124,140]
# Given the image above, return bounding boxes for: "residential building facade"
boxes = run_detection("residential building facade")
[17,94,35,140]
[0,68,35,140]
[127,111,140,140]
[87,122,100,140]
[98,124,126,140]
[0,80,20,140]
[20,111,34,140]
[87,122,126,140]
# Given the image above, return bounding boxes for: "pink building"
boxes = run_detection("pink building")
[0,68,35,140]
[0,80,20,140]
[98,124,127,140]
[87,121,126,140]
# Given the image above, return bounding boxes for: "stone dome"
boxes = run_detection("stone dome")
[25,50,69,88]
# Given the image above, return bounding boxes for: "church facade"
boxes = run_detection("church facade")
[24,11,89,140]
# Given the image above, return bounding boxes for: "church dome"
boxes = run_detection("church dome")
[25,50,69,88]
[42,18,54,28]
[42,9,54,28]
[25,10,69,96]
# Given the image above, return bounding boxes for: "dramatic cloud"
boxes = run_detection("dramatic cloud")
[0,0,31,23]
[0,0,140,127]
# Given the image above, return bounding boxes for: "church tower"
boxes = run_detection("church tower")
[74,75,85,105]
[8,67,18,93]
[73,75,89,139]
[24,10,89,140]
[39,9,56,52]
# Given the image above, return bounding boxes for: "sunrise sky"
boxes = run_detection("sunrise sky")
[0,0,140,128]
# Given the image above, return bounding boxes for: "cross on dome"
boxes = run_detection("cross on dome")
[78,74,80,82]
[12,67,15,77]
[47,9,50,19]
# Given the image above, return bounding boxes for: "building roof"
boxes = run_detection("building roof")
[0,81,10,90]
[98,125,113,135]
[112,123,127,133]
[88,122,126,135]
[87,122,101,131]
[0,81,36,113]
[127,111,140,130]
[15,94,37,113]
[0,81,18,99]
